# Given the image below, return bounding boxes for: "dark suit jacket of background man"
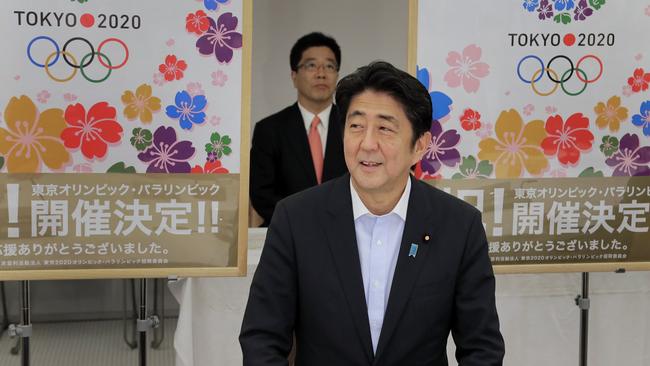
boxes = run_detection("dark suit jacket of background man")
[240,174,505,366]
[250,103,347,226]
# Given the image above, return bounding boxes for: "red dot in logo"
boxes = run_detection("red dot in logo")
[563,33,576,46]
[80,13,95,28]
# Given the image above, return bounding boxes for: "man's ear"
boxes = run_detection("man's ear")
[412,131,431,165]
[291,71,297,88]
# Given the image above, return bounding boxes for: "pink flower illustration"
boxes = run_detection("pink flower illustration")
[545,105,558,115]
[211,70,228,87]
[475,122,493,139]
[36,90,51,104]
[72,163,93,172]
[549,168,567,178]
[63,93,77,102]
[186,82,205,97]
[645,5,650,16]
[153,72,166,87]
[523,103,535,116]
[443,44,490,93]
[622,85,633,97]
[209,115,222,126]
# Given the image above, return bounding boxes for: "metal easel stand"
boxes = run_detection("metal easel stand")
[124,279,166,353]
[1,282,9,336]
[8,281,31,366]
[574,272,590,366]
[151,279,166,349]
[136,279,160,366]
[123,279,139,349]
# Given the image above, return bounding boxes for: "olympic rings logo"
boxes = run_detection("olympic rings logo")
[27,36,129,83]
[516,54,603,96]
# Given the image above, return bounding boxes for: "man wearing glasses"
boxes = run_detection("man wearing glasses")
[250,32,348,227]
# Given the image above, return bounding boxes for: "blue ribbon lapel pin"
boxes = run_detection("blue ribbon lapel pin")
[408,243,419,258]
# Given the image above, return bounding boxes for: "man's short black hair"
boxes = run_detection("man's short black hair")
[290,32,341,72]
[335,61,432,146]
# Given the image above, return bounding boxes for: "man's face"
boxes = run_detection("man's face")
[344,90,430,199]
[291,46,338,106]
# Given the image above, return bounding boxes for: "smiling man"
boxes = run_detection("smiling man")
[250,32,348,227]
[241,61,505,365]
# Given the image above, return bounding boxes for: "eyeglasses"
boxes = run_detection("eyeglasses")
[297,61,339,73]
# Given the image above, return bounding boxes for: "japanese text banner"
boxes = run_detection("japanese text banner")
[0,174,239,277]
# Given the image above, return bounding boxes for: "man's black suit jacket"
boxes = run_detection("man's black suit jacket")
[240,174,505,366]
[250,103,347,226]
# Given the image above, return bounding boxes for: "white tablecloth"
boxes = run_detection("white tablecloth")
[170,229,650,366]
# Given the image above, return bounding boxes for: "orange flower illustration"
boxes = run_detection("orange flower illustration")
[478,109,548,178]
[121,84,161,124]
[594,95,628,132]
[0,95,70,172]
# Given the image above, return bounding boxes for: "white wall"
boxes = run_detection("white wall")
[251,0,408,125]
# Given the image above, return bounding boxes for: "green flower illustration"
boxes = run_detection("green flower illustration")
[599,135,619,157]
[130,128,153,151]
[578,167,604,177]
[205,132,232,159]
[452,156,493,179]
[107,162,136,173]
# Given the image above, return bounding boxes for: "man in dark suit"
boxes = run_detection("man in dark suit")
[240,61,504,365]
[250,32,348,227]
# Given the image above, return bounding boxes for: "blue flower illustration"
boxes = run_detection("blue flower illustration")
[553,0,575,11]
[632,101,650,137]
[204,0,229,11]
[416,65,453,120]
[523,0,539,11]
[165,91,207,130]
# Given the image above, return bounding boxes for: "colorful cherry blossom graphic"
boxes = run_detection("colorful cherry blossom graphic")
[0,96,70,172]
[605,133,650,176]
[195,13,243,64]
[121,84,161,124]
[478,109,548,178]
[419,120,461,175]
[165,90,207,130]
[540,113,594,166]
[627,68,650,93]
[61,102,123,160]
[443,44,490,93]
[159,55,188,82]
[137,126,196,173]
[631,101,650,136]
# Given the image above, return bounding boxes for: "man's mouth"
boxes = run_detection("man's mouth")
[360,160,381,167]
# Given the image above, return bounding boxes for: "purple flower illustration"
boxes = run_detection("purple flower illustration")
[138,126,196,173]
[574,0,593,21]
[537,0,554,19]
[605,133,650,176]
[196,13,243,64]
[420,120,461,175]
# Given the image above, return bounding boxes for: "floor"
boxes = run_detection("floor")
[0,318,176,366]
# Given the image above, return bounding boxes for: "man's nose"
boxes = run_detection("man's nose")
[360,129,379,151]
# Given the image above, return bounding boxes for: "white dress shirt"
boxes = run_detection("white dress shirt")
[297,102,331,155]
[350,177,411,353]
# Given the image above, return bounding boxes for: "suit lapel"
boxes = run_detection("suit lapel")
[374,176,437,361]
[323,105,342,177]
[323,175,374,363]
[285,103,316,183]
